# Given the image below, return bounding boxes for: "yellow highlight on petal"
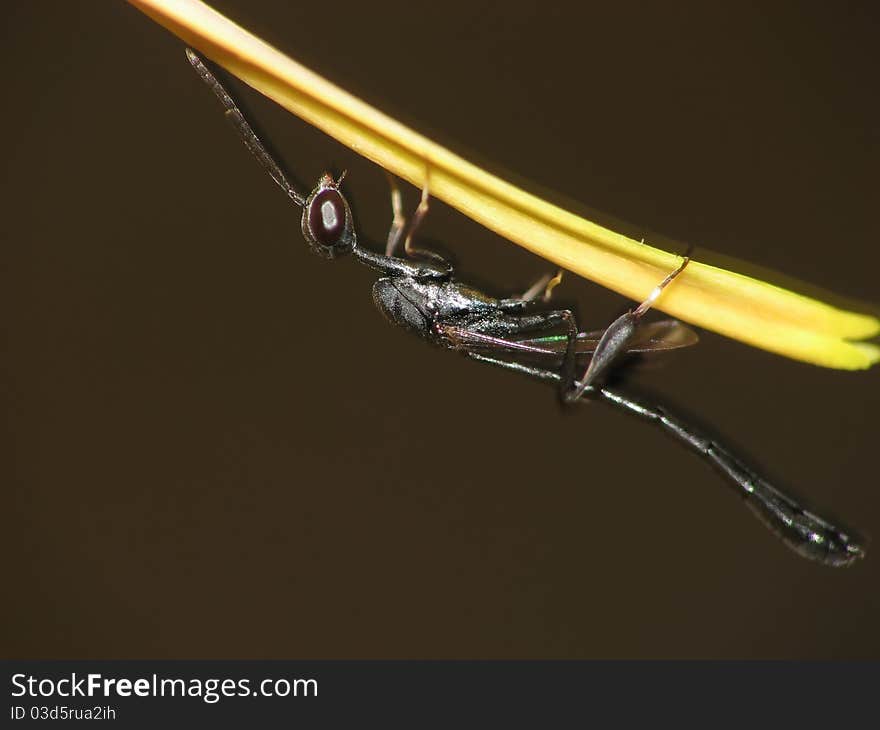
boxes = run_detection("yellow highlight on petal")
[128,0,879,370]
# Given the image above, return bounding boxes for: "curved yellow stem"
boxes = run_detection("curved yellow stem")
[128,0,879,370]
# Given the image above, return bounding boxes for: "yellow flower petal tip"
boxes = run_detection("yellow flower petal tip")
[128,0,879,371]
[852,342,880,369]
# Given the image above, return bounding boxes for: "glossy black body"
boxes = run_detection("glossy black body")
[185,49,865,567]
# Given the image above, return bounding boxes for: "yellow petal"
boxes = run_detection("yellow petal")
[128,0,879,370]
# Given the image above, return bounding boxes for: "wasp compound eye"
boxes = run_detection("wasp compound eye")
[302,177,356,258]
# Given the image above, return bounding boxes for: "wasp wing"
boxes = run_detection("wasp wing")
[519,319,698,355]
[436,319,697,368]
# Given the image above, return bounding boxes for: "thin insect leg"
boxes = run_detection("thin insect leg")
[434,309,578,398]
[518,270,564,303]
[632,254,691,318]
[565,254,691,403]
[384,172,407,257]
[490,309,578,398]
[386,170,450,267]
[403,182,431,257]
[521,309,579,400]
[438,309,575,351]
[184,49,305,205]
[466,353,560,382]
[464,350,864,566]
[443,308,579,405]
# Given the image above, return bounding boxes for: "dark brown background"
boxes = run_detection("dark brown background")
[3,1,878,658]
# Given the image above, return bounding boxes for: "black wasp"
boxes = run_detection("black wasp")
[185,49,864,567]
